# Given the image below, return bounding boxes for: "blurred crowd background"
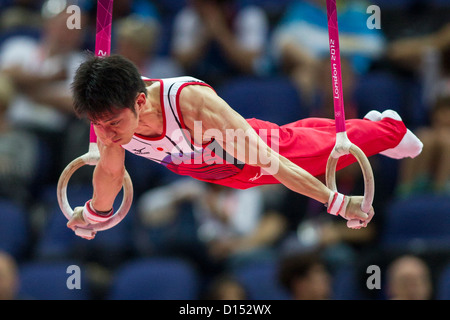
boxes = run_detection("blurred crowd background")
[0,0,449,300]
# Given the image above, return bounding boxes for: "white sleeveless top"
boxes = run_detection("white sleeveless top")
[121,76,244,181]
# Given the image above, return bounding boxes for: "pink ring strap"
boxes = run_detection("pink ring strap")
[325,0,375,219]
[94,0,113,57]
[89,0,114,144]
[326,0,346,133]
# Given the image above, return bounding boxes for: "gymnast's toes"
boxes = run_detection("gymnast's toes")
[363,110,382,121]
[380,129,423,159]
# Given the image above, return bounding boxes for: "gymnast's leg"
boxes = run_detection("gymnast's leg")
[250,110,423,177]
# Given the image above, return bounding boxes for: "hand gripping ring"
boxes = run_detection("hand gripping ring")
[325,132,375,214]
[57,143,133,232]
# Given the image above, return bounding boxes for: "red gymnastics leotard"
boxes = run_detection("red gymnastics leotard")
[121,77,407,189]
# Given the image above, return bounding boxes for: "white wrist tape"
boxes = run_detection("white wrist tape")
[327,192,346,216]
[83,200,114,224]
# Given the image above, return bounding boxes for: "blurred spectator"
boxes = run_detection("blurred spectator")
[0,0,42,35]
[271,0,386,107]
[439,43,450,97]
[422,36,450,107]
[387,22,450,73]
[194,184,286,270]
[388,22,450,106]
[282,215,376,274]
[0,251,19,300]
[204,273,248,300]
[114,15,183,78]
[397,95,450,196]
[278,250,332,300]
[386,255,432,300]
[0,0,87,181]
[171,0,270,86]
[0,74,39,204]
[112,0,158,21]
[137,179,286,272]
[271,187,376,274]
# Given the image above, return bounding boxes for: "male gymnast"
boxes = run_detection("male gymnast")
[67,55,423,239]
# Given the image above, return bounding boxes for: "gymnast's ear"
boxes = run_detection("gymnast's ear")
[135,92,146,112]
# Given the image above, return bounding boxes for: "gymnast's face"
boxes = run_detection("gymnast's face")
[91,92,148,146]
[91,108,139,146]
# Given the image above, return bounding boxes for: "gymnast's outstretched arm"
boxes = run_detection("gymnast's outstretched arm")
[179,84,372,223]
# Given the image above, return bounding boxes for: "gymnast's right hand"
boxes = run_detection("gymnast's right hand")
[66,206,97,240]
[67,200,114,240]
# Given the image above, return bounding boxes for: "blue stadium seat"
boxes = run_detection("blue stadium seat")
[370,0,411,8]
[157,0,187,15]
[354,71,404,119]
[437,263,450,300]
[216,75,307,126]
[238,0,293,14]
[108,257,199,300]
[354,71,427,129]
[430,0,450,7]
[234,260,291,300]
[332,266,367,300]
[0,199,29,260]
[380,195,450,252]
[18,261,91,300]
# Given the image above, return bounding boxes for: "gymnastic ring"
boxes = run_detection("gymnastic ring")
[57,153,133,232]
[325,143,375,214]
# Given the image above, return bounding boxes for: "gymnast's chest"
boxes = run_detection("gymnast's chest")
[121,134,201,162]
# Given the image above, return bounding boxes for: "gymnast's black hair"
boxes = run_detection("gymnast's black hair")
[71,53,147,121]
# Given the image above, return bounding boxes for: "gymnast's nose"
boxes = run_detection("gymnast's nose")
[95,124,116,141]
